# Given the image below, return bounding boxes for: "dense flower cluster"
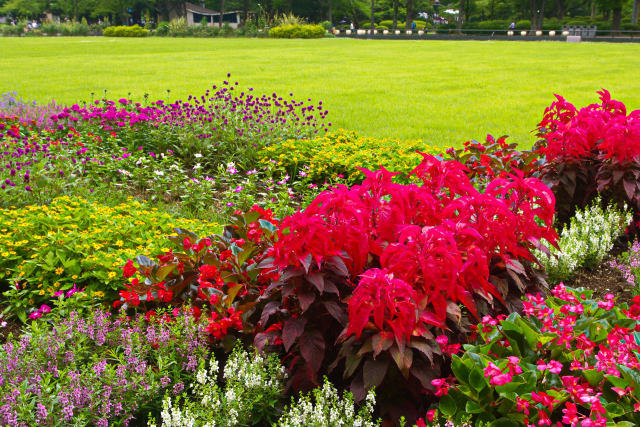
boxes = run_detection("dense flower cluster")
[0,307,209,426]
[536,197,632,283]
[538,90,640,165]
[0,196,219,321]
[259,129,438,185]
[431,284,640,426]
[535,90,640,223]
[272,153,556,332]
[150,346,286,427]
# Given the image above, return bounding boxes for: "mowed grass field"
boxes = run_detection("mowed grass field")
[1,37,639,148]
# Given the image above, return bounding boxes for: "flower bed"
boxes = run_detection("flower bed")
[1,86,639,425]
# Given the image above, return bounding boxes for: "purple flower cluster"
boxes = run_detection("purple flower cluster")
[0,309,209,426]
[611,240,640,285]
[48,77,329,147]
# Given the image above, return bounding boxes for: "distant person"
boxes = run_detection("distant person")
[411,21,416,30]
[509,21,515,29]
[350,21,354,31]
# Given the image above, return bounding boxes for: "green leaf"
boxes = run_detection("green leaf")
[583,369,604,387]
[489,418,521,427]
[465,400,484,413]
[451,355,470,384]
[604,402,625,418]
[258,218,278,233]
[469,367,487,392]
[439,394,457,417]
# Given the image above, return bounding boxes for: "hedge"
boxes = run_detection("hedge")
[268,24,325,38]
[103,25,149,37]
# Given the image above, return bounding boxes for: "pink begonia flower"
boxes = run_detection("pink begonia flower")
[426,409,436,422]
[431,378,450,397]
[39,304,51,314]
[537,359,562,374]
[484,361,502,378]
[490,373,512,386]
[28,311,42,319]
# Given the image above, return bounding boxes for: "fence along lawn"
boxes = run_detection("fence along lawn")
[1,37,639,148]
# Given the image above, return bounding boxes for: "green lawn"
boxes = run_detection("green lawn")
[1,37,639,148]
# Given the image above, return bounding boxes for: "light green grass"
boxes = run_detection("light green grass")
[1,37,639,148]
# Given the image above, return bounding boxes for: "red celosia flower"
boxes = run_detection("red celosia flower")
[346,268,418,346]
[121,259,137,278]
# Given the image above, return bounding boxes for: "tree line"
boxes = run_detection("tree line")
[1,0,637,31]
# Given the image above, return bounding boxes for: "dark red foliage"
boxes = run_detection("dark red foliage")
[253,153,556,422]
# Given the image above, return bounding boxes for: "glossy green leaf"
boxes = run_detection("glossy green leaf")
[469,367,487,392]
[439,394,457,417]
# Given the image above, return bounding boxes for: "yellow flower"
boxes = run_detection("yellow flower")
[115,240,124,247]
[53,282,60,288]
[107,271,116,279]
[55,267,64,275]
[38,290,45,295]
[93,291,105,298]
[72,275,78,279]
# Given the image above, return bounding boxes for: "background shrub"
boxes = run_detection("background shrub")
[269,24,326,38]
[515,19,531,30]
[103,25,149,37]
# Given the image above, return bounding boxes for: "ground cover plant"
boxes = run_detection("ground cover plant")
[0,302,210,425]
[259,129,438,185]
[2,38,639,146]
[427,284,640,426]
[0,196,220,321]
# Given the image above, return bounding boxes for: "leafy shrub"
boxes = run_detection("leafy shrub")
[380,20,427,29]
[168,17,188,36]
[535,90,640,224]
[430,285,640,426]
[253,154,556,421]
[444,134,542,189]
[269,24,325,38]
[536,197,631,283]
[0,196,220,321]
[472,20,510,29]
[150,345,286,426]
[0,305,209,425]
[319,20,332,30]
[515,20,531,30]
[41,21,62,35]
[0,24,24,36]
[59,21,90,36]
[155,21,170,35]
[259,129,438,185]
[114,207,278,346]
[541,18,561,30]
[278,379,378,426]
[103,25,149,37]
